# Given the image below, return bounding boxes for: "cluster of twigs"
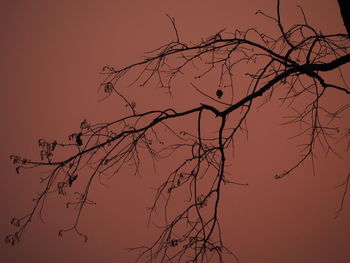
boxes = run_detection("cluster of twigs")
[6,1,350,262]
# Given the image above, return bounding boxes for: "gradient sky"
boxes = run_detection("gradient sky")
[1,0,349,262]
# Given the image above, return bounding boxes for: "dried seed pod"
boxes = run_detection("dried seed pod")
[216,89,223,98]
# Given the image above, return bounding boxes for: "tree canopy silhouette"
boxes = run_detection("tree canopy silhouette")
[5,1,350,262]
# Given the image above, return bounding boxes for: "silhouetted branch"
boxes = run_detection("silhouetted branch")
[337,0,350,37]
[335,173,350,218]
[6,1,350,262]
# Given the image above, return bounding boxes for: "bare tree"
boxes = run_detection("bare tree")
[5,1,350,262]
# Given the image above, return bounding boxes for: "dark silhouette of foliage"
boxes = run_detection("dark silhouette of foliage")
[5,1,350,262]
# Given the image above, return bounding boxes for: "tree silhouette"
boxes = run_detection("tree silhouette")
[5,1,350,262]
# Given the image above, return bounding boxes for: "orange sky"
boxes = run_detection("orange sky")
[1,0,349,262]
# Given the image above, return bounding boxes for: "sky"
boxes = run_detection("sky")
[0,0,349,262]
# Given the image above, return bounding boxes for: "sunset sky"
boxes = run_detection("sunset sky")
[1,0,349,262]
